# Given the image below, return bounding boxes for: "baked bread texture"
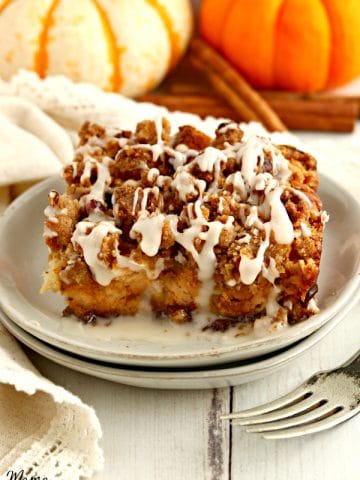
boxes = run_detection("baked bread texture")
[42,119,325,328]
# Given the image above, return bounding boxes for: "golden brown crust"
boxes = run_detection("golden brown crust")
[173,125,212,150]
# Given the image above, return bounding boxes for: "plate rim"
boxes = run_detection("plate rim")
[0,303,350,381]
[0,173,359,365]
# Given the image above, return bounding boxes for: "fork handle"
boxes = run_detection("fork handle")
[340,349,360,373]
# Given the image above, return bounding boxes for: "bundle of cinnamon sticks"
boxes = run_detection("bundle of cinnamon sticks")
[140,38,359,133]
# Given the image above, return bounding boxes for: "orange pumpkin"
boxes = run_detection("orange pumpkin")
[200,0,360,92]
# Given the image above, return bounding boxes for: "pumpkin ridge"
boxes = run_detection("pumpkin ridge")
[33,0,61,78]
[200,0,237,51]
[319,0,332,88]
[273,0,330,91]
[273,0,290,88]
[321,0,360,88]
[145,0,181,70]
[221,0,284,89]
[219,0,239,51]
[0,0,15,14]
[92,0,123,92]
[320,0,334,89]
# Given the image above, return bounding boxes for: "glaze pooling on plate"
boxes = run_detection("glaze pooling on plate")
[0,296,358,389]
[42,119,326,329]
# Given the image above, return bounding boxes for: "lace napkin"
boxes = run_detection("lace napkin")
[0,324,103,479]
[0,70,359,479]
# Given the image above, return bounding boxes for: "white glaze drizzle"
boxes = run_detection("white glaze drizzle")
[265,285,281,317]
[308,298,320,313]
[262,257,279,284]
[245,206,263,229]
[218,197,225,213]
[71,220,155,286]
[71,221,122,286]
[80,156,94,184]
[321,211,330,224]
[80,157,112,207]
[300,222,312,237]
[218,122,239,133]
[147,168,160,183]
[130,213,165,257]
[168,200,234,308]
[198,147,227,195]
[44,205,60,223]
[237,233,251,244]
[239,136,264,186]
[226,172,247,201]
[289,187,312,206]
[154,115,164,145]
[43,226,58,238]
[172,169,206,202]
[132,187,140,215]
[130,144,164,162]
[130,184,165,259]
[266,187,294,244]
[239,223,271,285]
[172,170,198,201]
[167,145,199,169]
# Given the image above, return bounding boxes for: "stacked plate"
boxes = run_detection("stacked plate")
[0,175,359,389]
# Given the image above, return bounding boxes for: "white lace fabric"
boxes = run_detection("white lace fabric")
[0,323,103,479]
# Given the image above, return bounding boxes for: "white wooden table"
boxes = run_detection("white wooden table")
[27,301,359,480]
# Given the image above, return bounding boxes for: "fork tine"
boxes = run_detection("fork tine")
[262,407,358,439]
[245,404,334,432]
[221,384,312,420]
[232,395,322,426]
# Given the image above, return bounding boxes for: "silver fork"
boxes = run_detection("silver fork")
[221,349,360,439]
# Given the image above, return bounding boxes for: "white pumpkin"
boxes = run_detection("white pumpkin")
[0,0,193,96]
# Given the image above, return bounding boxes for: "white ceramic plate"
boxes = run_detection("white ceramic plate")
[0,175,359,367]
[0,299,356,389]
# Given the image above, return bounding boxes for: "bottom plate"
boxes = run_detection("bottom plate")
[0,299,354,389]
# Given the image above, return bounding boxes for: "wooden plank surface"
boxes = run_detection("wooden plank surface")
[26,354,231,480]
[230,304,360,480]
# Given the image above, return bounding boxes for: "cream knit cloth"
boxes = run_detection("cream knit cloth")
[0,323,103,479]
[0,70,359,479]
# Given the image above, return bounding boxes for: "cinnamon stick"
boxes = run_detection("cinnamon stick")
[164,82,360,118]
[189,38,287,132]
[168,82,214,96]
[189,55,259,122]
[144,94,356,112]
[261,89,360,106]
[139,93,358,132]
[267,97,358,116]
[279,112,355,132]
